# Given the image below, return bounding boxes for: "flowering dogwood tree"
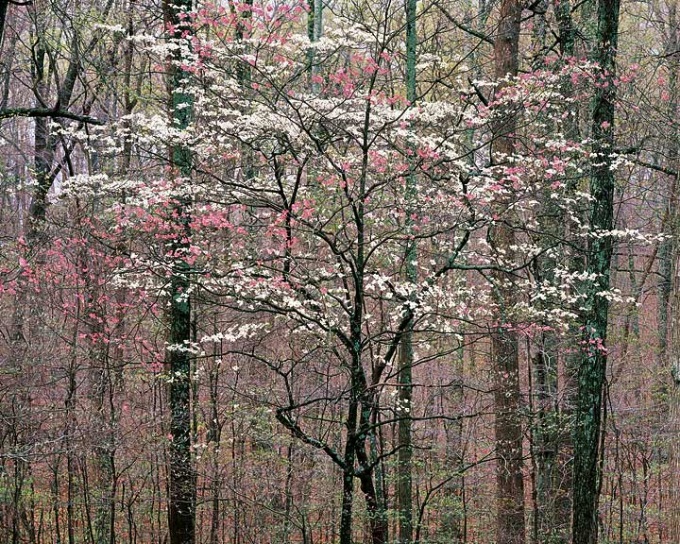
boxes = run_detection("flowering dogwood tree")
[58,1,643,542]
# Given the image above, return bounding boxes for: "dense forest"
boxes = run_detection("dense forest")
[0,0,678,542]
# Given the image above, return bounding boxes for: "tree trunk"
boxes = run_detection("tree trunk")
[571,0,620,541]
[660,3,680,539]
[397,0,417,541]
[306,0,323,90]
[340,407,357,544]
[0,0,9,50]
[491,0,525,541]
[162,0,195,541]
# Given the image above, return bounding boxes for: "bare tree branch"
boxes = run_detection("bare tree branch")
[433,2,494,45]
[0,107,103,124]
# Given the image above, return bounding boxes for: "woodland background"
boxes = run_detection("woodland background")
[0,0,678,543]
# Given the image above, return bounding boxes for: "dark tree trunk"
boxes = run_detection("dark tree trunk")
[571,0,620,542]
[162,0,195,542]
[0,0,8,50]
[339,400,357,544]
[656,2,680,541]
[398,0,417,540]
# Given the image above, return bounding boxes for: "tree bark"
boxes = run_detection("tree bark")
[571,0,620,541]
[659,2,680,539]
[491,0,526,541]
[397,0,417,541]
[162,0,195,541]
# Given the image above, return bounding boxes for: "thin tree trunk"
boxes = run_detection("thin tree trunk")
[339,407,357,544]
[397,341,413,544]
[208,335,222,544]
[397,0,417,541]
[531,334,560,544]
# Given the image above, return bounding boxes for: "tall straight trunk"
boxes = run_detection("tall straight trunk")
[396,341,413,544]
[207,332,222,544]
[659,2,680,539]
[491,0,525,542]
[162,0,195,542]
[571,0,620,542]
[397,0,417,542]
